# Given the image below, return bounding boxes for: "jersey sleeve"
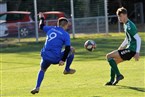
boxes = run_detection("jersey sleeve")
[43,26,53,33]
[133,34,141,53]
[64,33,71,46]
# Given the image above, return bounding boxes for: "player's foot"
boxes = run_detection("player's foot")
[113,74,124,85]
[63,69,76,75]
[105,81,114,86]
[31,88,39,94]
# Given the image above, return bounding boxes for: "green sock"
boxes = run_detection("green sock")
[110,68,115,82]
[108,58,121,76]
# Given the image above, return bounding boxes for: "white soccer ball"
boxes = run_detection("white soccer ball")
[84,40,96,51]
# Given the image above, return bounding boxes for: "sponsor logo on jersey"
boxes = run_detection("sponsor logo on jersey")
[121,50,130,55]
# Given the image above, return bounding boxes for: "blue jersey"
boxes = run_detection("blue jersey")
[41,26,70,63]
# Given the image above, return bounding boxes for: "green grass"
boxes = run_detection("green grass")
[1,33,145,97]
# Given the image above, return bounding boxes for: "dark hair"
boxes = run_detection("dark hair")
[57,17,69,27]
[116,7,127,16]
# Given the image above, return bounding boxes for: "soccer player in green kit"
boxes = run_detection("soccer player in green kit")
[105,7,141,85]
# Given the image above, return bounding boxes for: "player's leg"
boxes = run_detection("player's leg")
[63,47,76,74]
[105,50,124,85]
[112,49,136,85]
[31,59,51,94]
[105,68,116,85]
[106,50,123,75]
[65,53,74,71]
[37,60,51,88]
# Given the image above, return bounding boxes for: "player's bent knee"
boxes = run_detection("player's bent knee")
[106,53,111,59]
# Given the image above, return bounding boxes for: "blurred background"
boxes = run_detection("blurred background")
[0,0,145,41]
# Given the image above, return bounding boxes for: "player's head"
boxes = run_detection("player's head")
[116,7,128,23]
[57,17,70,30]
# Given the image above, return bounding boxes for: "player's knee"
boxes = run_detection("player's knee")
[106,53,111,59]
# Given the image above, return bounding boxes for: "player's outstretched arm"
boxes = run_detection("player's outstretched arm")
[38,12,45,30]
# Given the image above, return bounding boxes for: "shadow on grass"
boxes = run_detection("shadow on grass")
[117,85,145,92]
[1,33,145,61]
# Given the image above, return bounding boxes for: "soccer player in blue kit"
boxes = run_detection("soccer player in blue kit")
[31,13,76,94]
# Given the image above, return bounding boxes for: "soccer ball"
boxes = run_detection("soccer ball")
[84,40,96,51]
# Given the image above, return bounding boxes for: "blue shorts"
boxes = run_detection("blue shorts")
[40,51,64,70]
[40,59,52,70]
[40,50,74,70]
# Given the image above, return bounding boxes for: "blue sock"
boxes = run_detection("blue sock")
[65,54,74,71]
[36,70,44,88]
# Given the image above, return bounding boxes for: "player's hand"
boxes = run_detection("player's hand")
[38,12,45,19]
[134,53,140,61]
[59,60,65,66]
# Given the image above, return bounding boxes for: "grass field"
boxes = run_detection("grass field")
[1,33,145,97]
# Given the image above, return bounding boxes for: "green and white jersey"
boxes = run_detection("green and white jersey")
[123,19,138,52]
